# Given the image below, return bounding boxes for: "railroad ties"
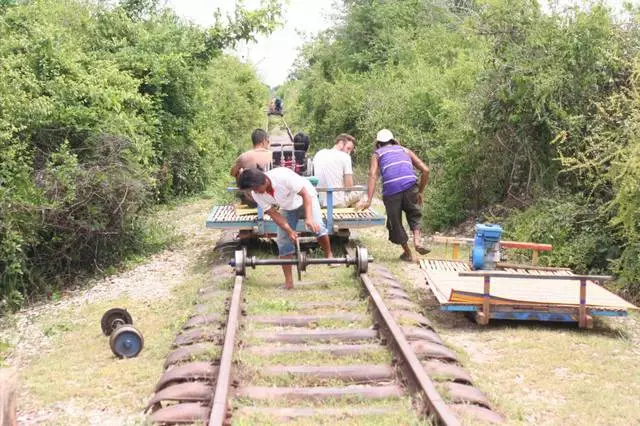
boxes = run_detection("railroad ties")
[144,251,504,425]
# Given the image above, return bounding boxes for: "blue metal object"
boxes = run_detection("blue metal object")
[472,223,503,269]
[439,305,627,318]
[110,326,144,358]
[326,187,334,233]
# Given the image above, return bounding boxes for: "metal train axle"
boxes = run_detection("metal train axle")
[230,246,372,279]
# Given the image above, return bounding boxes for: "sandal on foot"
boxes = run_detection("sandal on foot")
[399,253,414,262]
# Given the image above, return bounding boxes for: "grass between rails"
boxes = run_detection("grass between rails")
[237,347,391,368]
[232,396,427,426]
[356,223,640,426]
[234,245,429,425]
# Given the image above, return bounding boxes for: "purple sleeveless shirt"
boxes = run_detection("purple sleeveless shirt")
[375,145,417,197]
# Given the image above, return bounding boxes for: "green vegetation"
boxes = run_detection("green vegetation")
[282,0,640,300]
[0,0,280,308]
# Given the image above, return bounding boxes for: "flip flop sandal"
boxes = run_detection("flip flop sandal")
[399,253,413,262]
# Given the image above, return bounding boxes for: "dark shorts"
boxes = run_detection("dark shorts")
[382,185,422,245]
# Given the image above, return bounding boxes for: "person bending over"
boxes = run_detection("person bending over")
[358,129,430,261]
[237,167,335,289]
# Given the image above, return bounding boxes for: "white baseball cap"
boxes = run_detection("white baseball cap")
[376,129,394,143]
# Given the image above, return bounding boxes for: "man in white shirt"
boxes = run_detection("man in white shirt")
[237,167,335,289]
[313,134,358,207]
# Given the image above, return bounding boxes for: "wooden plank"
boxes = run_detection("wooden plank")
[251,329,378,344]
[235,407,399,420]
[247,314,364,327]
[459,271,613,281]
[501,241,552,251]
[261,365,394,382]
[426,270,636,309]
[243,344,381,357]
[236,385,404,401]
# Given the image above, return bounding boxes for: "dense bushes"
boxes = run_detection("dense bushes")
[0,0,278,309]
[283,0,640,299]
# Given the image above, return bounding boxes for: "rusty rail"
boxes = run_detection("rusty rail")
[205,270,461,425]
[359,273,460,425]
[203,249,497,425]
[209,274,243,425]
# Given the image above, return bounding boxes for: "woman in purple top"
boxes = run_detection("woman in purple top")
[359,129,430,261]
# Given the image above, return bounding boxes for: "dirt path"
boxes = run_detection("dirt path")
[0,198,221,425]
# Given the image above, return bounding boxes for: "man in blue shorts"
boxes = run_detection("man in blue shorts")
[237,167,334,289]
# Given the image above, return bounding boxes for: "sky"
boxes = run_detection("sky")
[165,0,629,88]
[165,0,336,87]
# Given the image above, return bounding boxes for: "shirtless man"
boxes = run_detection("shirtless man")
[237,167,335,289]
[230,129,273,207]
[230,128,272,178]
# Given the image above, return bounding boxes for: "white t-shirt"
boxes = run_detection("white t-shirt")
[251,167,317,211]
[313,148,353,206]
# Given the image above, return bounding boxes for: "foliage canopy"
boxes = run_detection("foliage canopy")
[282,0,640,299]
[0,0,279,309]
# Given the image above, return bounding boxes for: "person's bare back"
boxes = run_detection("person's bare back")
[0,369,17,426]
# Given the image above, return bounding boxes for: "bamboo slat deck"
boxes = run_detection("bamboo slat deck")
[234,206,360,216]
[206,205,385,228]
[420,260,637,311]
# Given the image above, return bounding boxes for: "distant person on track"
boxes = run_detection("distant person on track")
[238,167,335,289]
[230,129,273,207]
[313,133,362,207]
[358,129,430,262]
[274,97,283,115]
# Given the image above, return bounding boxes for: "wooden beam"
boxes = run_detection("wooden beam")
[579,278,587,328]
[452,243,460,260]
[501,241,553,251]
[531,250,539,265]
[496,262,571,271]
[459,271,613,282]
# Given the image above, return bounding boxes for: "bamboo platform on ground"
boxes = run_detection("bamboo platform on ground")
[420,259,637,327]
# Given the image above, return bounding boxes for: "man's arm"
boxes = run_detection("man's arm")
[298,186,320,233]
[344,174,354,187]
[406,149,429,204]
[406,149,429,191]
[230,156,243,178]
[358,154,378,210]
[343,155,354,188]
[266,208,298,241]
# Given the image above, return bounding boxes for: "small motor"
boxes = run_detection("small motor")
[471,224,503,270]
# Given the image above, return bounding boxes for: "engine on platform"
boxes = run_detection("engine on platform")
[471,223,503,270]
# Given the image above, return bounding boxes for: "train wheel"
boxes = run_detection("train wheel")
[109,325,144,358]
[101,308,133,336]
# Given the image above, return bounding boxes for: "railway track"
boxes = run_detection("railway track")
[145,242,503,425]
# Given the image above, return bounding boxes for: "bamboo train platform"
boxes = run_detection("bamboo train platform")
[420,259,638,328]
